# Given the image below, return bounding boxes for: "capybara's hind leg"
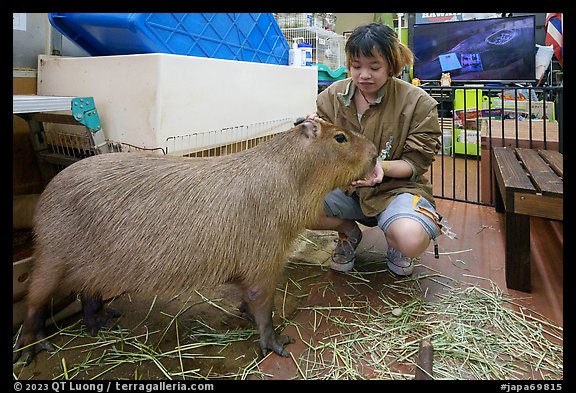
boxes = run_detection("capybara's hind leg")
[243,284,294,357]
[13,305,55,365]
[81,292,121,336]
[13,262,62,365]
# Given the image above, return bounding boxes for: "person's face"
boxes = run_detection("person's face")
[349,52,391,96]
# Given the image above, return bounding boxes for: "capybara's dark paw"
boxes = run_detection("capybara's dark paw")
[260,334,294,358]
[84,307,121,336]
[13,335,55,366]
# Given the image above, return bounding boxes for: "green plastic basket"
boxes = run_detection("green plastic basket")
[315,64,348,82]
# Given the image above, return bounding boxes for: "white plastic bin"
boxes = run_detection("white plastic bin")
[37,54,318,155]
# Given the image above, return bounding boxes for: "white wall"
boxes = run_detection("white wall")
[13,13,88,69]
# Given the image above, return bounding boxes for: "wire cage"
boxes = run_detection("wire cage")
[41,117,295,169]
[275,13,345,71]
[39,122,167,179]
[166,117,295,157]
[274,12,335,30]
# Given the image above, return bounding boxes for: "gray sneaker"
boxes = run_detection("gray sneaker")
[330,225,363,273]
[386,246,414,276]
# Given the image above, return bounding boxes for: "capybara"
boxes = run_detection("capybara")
[13,118,378,365]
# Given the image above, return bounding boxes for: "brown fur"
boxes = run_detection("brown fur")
[14,119,377,364]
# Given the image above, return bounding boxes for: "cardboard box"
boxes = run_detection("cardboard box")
[530,101,555,120]
[490,98,555,121]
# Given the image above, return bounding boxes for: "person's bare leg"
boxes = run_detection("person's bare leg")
[384,218,431,258]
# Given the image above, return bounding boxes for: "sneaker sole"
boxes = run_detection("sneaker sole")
[330,258,355,273]
[387,260,414,276]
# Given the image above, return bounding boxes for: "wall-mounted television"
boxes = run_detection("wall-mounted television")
[412,15,536,83]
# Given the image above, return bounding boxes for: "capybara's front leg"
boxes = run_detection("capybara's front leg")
[81,292,121,336]
[244,285,294,357]
[13,305,55,366]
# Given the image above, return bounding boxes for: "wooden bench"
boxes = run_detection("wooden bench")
[492,146,563,292]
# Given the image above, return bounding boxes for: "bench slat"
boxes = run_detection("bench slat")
[492,147,535,193]
[538,149,563,178]
[516,148,563,197]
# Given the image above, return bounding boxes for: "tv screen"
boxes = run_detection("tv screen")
[412,15,536,83]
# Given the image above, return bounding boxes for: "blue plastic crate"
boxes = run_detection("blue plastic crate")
[49,13,290,65]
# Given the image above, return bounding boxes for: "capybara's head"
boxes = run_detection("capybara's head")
[292,118,378,190]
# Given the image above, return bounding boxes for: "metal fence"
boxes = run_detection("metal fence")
[28,86,562,209]
[421,85,563,207]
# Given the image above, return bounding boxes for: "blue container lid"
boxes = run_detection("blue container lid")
[49,13,290,65]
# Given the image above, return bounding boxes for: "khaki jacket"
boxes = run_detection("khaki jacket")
[316,77,441,216]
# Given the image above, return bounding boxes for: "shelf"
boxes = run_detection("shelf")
[13,95,76,114]
[13,95,109,185]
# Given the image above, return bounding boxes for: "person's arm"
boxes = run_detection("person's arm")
[380,159,413,178]
[351,158,413,188]
[400,101,442,181]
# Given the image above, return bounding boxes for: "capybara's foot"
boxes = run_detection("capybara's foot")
[13,332,55,366]
[84,307,121,336]
[260,333,294,358]
[82,293,121,336]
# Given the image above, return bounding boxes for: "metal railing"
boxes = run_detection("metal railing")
[421,85,563,206]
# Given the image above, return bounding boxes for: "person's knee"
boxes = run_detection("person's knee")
[385,218,430,258]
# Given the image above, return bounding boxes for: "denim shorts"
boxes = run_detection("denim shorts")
[323,190,442,240]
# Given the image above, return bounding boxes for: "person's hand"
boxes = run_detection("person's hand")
[351,159,385,187]
[294,113,319,126]
[305,112,319,121]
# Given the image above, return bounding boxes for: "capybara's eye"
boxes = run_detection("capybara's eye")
[334,133,347,143]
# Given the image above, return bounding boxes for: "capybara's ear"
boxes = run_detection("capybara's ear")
[299,120,318,139]
[293,116,306,126]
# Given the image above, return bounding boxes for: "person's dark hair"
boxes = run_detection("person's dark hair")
[345,22,413,76]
